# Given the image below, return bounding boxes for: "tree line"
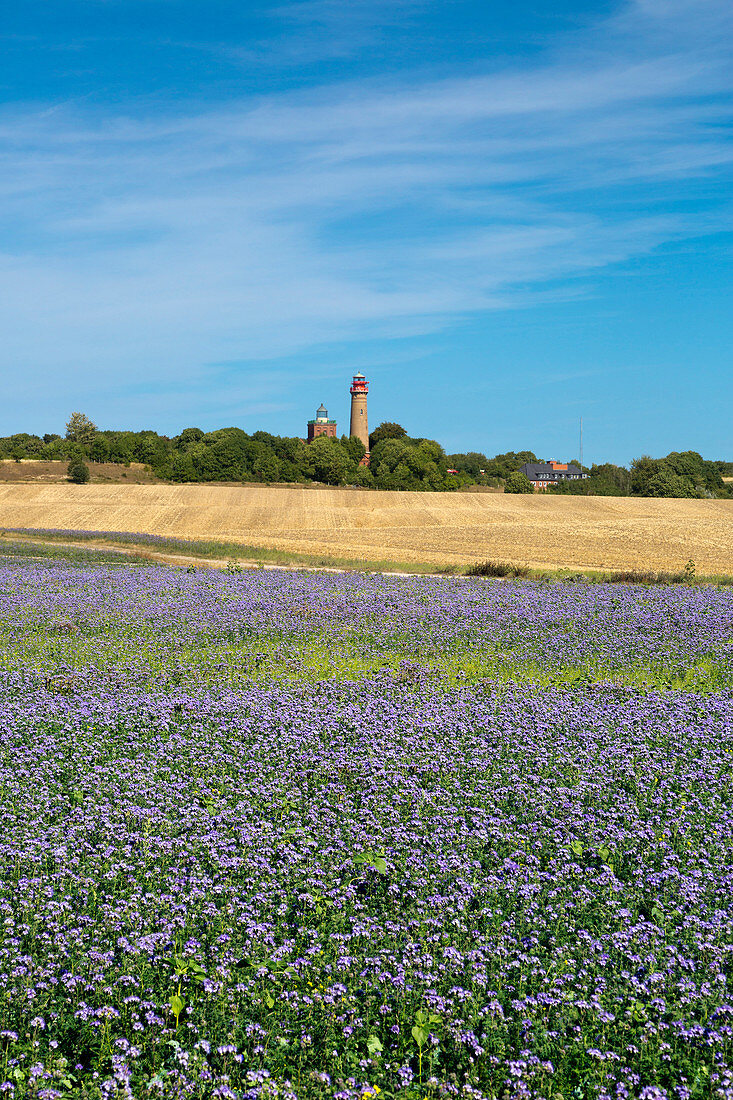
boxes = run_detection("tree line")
[545,453,731,499]
[0,413,730,497]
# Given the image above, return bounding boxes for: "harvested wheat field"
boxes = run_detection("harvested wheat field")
[1,482,732,573]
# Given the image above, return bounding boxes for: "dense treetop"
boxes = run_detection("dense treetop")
[0,421,729,497]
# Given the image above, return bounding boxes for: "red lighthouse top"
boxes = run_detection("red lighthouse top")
[350,371,369,395]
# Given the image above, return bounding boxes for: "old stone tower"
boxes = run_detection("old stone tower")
[307,403,337,442]
[349,372,369,455]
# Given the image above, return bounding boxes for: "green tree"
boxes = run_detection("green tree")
[41,437,65,460]
[505,471,534,494]
[90,437,110,463]
[371,439,418,490]
[307,436,357,485]
[630,455,661,495]
[371,436,449,491]
[67,457,90,484]
[484,451,538,480]
[174,427,205,451]
[170,452,197,482]
[663,450,723,495]
[352,464,375,488]
[65,412,97,447]
[447,452,490,479]
[590,463,631,495]
[249,444,282,484]
[341,435,367,466]
[646,469,699,498]
[369,422,407,450]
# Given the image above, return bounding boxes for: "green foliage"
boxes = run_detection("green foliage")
[351,464,375,488]
[89,436,110,463]
[631,451,724,498]
[2,414,730,500]
[465,560,529,577]
[65,411,97,447]
[369,421,407,449]
[173,427,205,450]
[483,451,538,480]
[646,469,699,498]
[307,436,357,485]
[504,470,534,494]
[352,849,387,874]
[370,437,448,490]
[67,458,90,484]
[551,462,629,496]
[446,451,491,479]
[340,434,367,465]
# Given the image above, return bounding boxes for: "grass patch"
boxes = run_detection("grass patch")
[0,527,445,574]
[0,538,150,565]
[4,528,733,586]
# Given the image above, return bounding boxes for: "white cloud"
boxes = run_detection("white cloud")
[0,0,730,403]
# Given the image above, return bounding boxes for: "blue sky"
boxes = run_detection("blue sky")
[1,0,731,464]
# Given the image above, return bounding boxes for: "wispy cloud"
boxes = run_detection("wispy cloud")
[0,0,731,410]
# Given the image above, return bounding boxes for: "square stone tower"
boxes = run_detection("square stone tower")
[307,404,337,442]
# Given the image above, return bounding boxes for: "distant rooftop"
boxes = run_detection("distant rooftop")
[521,462,586,481]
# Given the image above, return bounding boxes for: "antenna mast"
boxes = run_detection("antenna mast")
[579,416,583,471]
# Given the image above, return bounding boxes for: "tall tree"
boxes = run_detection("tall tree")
[65,412,98,447]
[369,422,407,450]
[505,471,534,494]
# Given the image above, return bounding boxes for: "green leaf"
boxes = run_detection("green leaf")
[170,994,185,1017]
[265,993,275,1009]
[598,845,611,863]
[367,1035,383,1055]
[372,856,387,874]
[570,840,584,857]
[412,1025,428,1048]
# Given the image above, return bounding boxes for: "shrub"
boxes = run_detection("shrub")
[602,568,686,585]
[67,459,90,484]
[465,560,530,578]
[504,471,534,494]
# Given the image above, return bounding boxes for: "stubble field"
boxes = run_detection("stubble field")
[1,483,732,573]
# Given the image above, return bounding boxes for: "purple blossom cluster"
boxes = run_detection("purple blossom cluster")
[1,561,732,689]
[0,561,732,1099]
[2,527,183,547]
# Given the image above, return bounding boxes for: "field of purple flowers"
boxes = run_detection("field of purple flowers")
[1,561,733,1100]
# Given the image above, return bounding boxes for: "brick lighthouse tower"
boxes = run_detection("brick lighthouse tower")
[349,372,370,462]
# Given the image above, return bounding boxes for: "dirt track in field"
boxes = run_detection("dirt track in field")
[0,483,731,573]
